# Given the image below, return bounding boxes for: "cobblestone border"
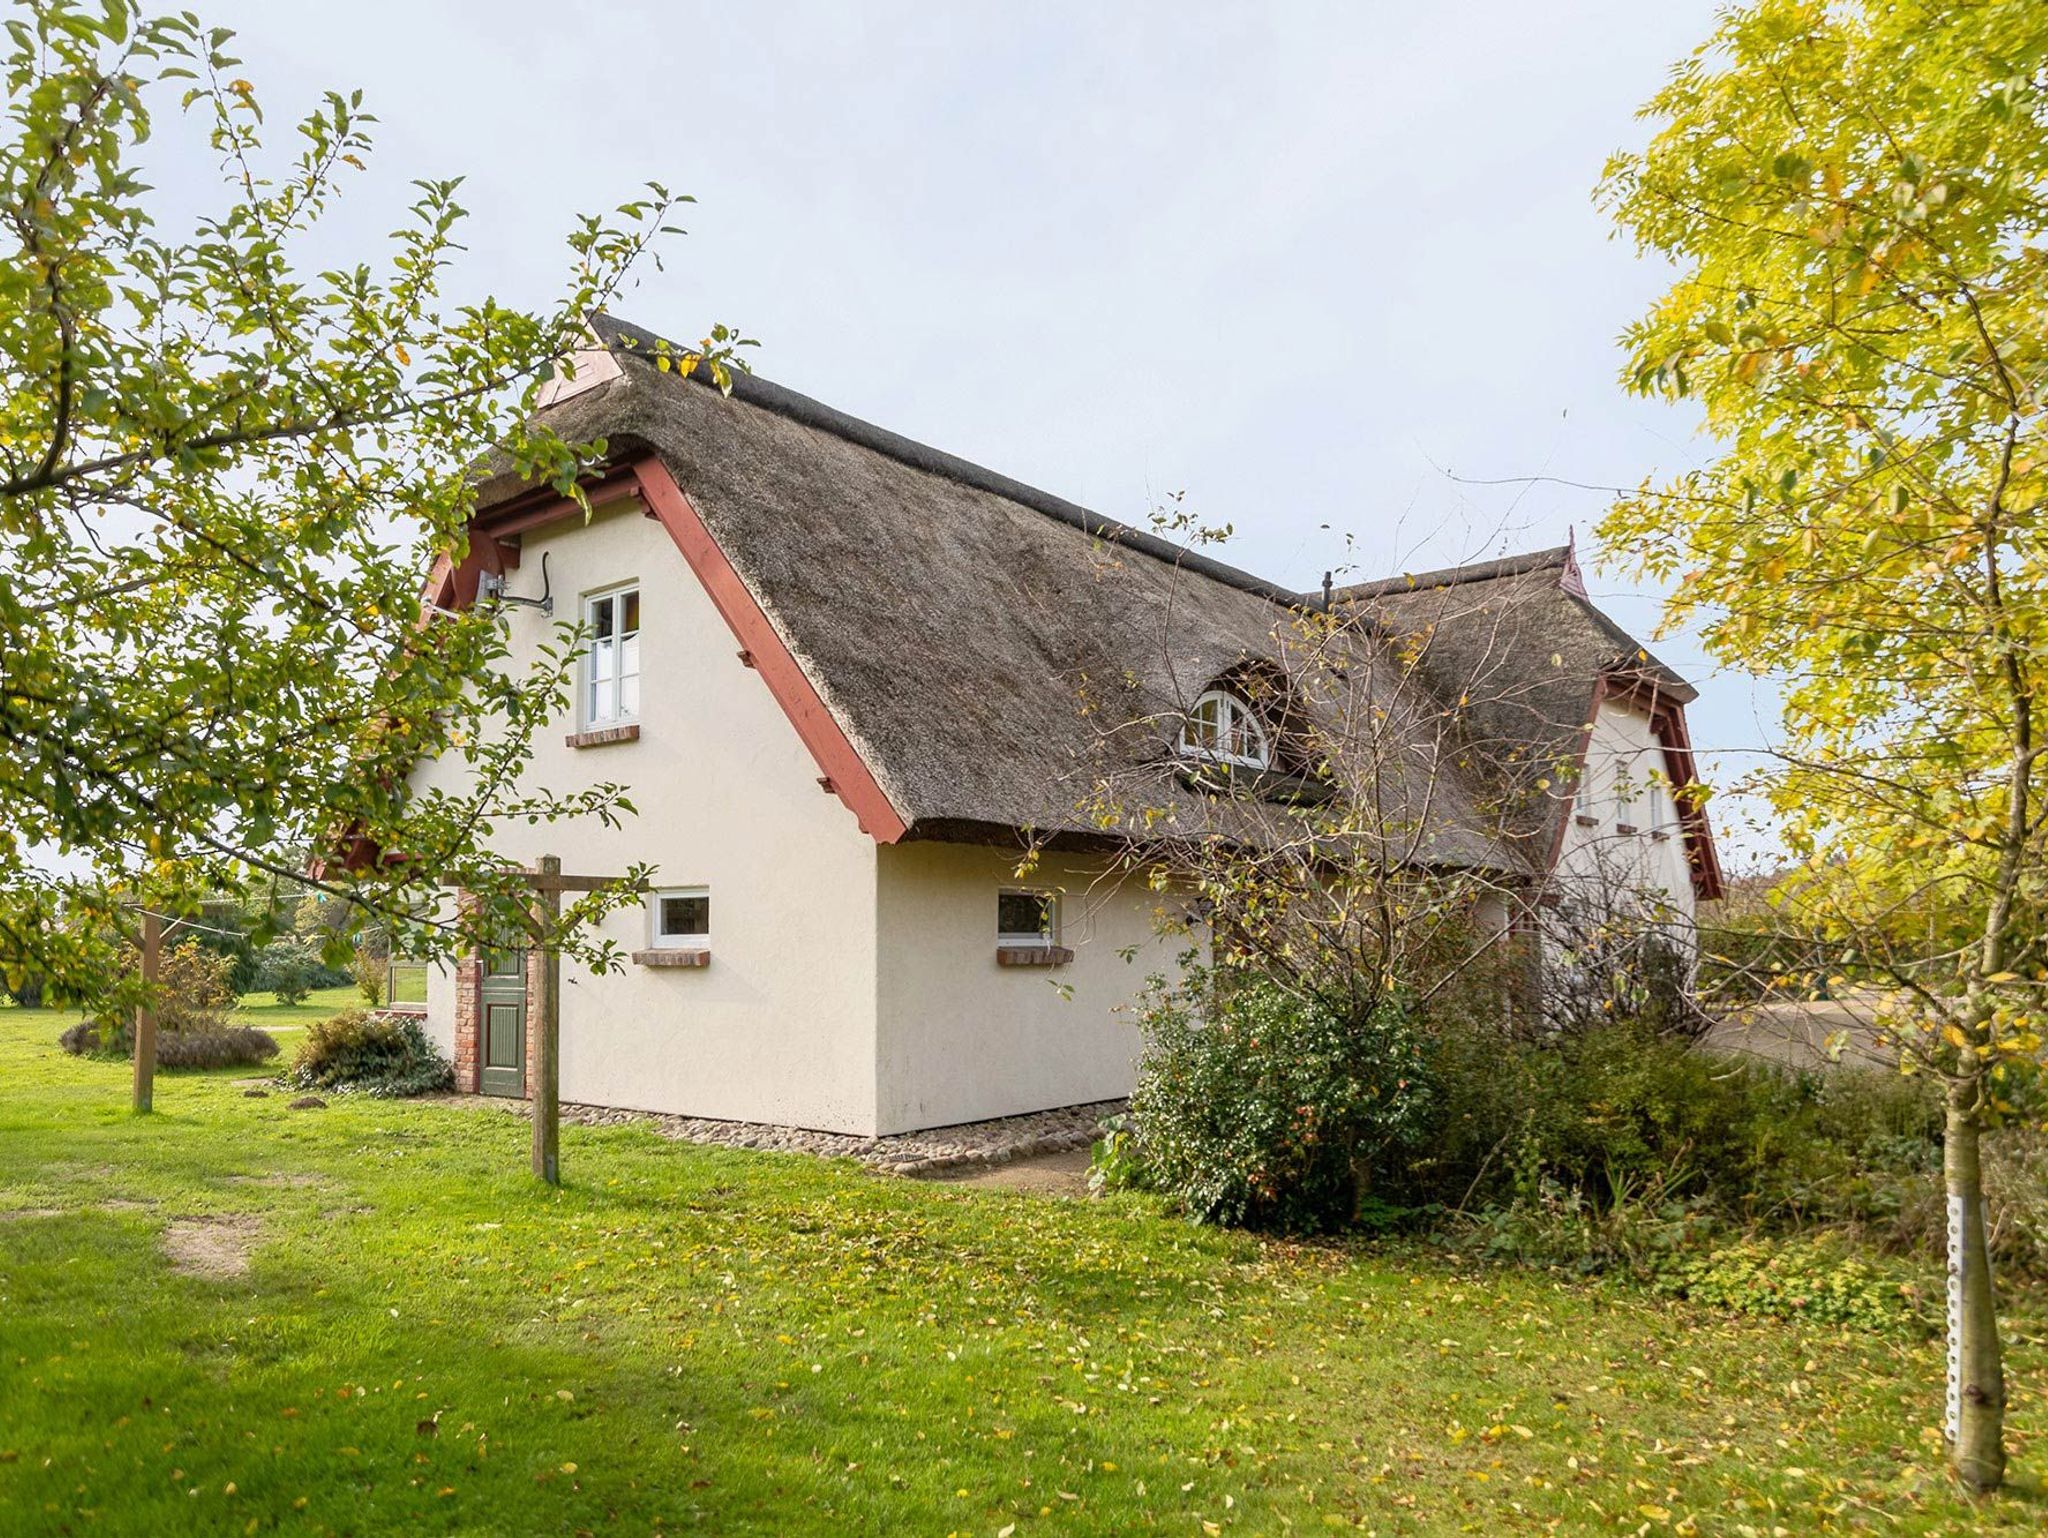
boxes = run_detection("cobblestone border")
[517,1097,1127,1178]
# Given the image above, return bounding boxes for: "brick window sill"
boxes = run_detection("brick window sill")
[996,945,1074,967]
[1573,814,1598,828]
[633,948,710,968]
[566,723,640,749]
[1616,823,1639,836]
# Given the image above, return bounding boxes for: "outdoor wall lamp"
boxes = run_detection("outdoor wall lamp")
[477,549,554,616]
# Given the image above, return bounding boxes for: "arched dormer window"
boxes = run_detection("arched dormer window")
[1178,688,1271,770]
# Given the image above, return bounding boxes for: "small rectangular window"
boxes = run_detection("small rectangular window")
[997,890,1058,947]
[652,887,709,948]
[584,584,641,727]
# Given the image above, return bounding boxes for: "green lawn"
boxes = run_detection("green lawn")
[0,1005,2040,1536]
[231,985,363,1032]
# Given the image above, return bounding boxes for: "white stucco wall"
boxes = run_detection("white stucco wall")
[1553,697,1699,925]
[873,843,1182,1134]
[411,500,884,1134]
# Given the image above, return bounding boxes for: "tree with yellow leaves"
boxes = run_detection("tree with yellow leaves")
[1600,0,2048,1490]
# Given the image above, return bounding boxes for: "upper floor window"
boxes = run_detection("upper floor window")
[585,585,641,727]
[1614,757,1639,831]
[1178,689,1271,770]
[1647,772,1677,837]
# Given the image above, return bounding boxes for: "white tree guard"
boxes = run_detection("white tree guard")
[1946,1192,1964,1443]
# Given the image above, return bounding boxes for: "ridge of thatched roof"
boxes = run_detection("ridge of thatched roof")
[1330,546,1575,601]
[590,313,1302,609]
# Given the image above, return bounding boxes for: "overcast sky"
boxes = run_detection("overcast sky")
[200,0,1777,859]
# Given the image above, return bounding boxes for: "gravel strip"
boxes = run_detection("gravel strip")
[546,1098,1126,1177]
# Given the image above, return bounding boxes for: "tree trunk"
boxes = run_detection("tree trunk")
[1945,1091,2005,1492]
[130,910,161,1115]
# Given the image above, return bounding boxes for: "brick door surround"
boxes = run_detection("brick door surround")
[449,889,544,1099]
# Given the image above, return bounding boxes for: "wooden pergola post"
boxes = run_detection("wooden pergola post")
[130,910,161,1115]
[447,858,635,1188]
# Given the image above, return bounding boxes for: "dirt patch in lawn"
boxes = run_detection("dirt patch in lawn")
[935,1147,1094,1197]
[163,1215,261,1279]
[225,1172,325,1189]
[0,1207,67,1221]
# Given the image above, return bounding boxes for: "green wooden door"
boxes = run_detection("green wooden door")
[479,949,526,1098]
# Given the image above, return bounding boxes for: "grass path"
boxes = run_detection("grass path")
[0,1003,2041,1535]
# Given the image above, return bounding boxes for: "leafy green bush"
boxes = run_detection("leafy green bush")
[1401,1014,2048,1284]
[1396,1013,1940,1221]
[84,940,237,1047]
[251,940,348,1004]
[1503,1019,1820,1215]
[1127,969,1429,1233]
[288,1009,452,1098]
[255,943,315,1005]
[1653,1236,1935,1336]
[352,945,386,1006]
[1087,1115,1151,1196]
[1444,1170,1717,1276]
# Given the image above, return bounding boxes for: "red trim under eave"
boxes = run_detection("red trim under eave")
[1645,693,1725,902]
[627,456,911,844]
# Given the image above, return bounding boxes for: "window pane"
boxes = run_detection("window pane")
[620,589,640,635]
[588,635,615,723]
[1231,706,1267,764]
[659,893,709,939]
[619,669,640,719]
[998,891,1052,938]
[589,594,614,640]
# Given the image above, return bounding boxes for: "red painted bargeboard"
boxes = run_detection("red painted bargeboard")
[626,456,910,844]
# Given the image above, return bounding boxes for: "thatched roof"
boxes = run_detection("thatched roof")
[473,314,1704,880]
[1336,547,1697,857]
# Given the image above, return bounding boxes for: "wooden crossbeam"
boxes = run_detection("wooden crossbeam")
[524,872,635,895]
[438,871,643,894]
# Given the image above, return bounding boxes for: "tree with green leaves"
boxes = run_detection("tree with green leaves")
[1600,0,2047,1490]
[0,2,745,1033]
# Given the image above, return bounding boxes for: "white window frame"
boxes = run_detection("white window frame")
[1177,688,1271,770]
[583,582,641,729]
[997,888,1060,949]
[1614,754,1640,830]
[650,886,710,950]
